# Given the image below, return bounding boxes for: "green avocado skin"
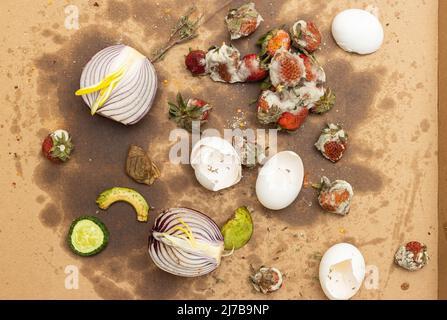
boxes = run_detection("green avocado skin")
[67,216,109,257]
[221,206,253,250]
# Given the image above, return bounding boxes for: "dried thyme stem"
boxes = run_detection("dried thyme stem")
[151,6,203,63]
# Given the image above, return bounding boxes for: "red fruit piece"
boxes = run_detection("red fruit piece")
[240,54,268,82]
[302,21,322,52]
[323,141,346,163]
[189,98,210,121]
[258,29,291,57]
[405,241,424,256]
[41,130,73,163]
[42,135,57,162]
[185,50,207,75]
[277,109,309,131]
[257,95,270,112]
[299,54,316,82]
[271,50,303,87]
[239,20,258,36]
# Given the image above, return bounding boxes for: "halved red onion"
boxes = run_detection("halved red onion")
[78,44,157,125]
[148,208,224,277]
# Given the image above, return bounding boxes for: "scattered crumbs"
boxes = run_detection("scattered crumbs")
[12,182,16,188]
[339,228,346,234]
[93,1,99,7]
[88,158,92,162]
[227,108,247,129]
[14,85,18,89]
[163,79,169,85]
[428,232,431,236]
[267,227,270,232]
[95,210,99,214]
[401,282,410,291]
[303,173,310,188]
[281,226,288,231]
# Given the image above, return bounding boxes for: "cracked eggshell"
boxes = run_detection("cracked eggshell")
[319,243,366,300]
[255,151,304,210]
[191,137,242,192]
[331,9,384,55]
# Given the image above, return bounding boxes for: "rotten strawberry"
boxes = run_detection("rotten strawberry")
[310,88,336,114]
[269,48,304,88]
[239,54,268,82]
[225,2,263,40]
[277,109,308,131]
[314,176,354,215]
[257,28,291,57]
[41,129,73,163]
[168,93,212,132]
[185,49,207,75]
[290,20,322,53]
[315,123,347,162]
[395,241,429,271]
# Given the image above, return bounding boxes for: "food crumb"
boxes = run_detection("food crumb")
[339,228,346,234]
[401,282,410,291]
[163,79,169,85]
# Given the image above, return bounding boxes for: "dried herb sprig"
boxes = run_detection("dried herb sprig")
[151,6,203,63]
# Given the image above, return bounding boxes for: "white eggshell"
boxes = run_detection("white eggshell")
[319,243,366,300]
[191,137,242,192]
[255,151,304,210]
[331,9,384,55]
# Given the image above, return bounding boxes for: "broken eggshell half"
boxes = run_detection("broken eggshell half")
[191,136,242,192]
[255,151,304,210]
[319,243,366,300]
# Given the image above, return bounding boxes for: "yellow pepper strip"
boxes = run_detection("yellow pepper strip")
[172,218,197,247]
[75,65,128,115]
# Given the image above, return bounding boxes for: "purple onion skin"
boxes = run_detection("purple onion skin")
[148,208,224,278]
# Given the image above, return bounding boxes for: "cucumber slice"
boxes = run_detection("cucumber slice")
[68,216,109,256]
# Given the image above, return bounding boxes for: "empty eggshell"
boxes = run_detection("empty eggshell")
[319,243,366,300]
[191,136,242,192]
[331,9,384,55]
[255,151,304,210]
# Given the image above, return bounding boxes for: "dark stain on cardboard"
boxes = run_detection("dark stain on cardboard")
[39,203,62,228]
[32,0,385,299]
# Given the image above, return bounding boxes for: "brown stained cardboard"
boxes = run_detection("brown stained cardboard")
[0,0,439,299]
[439,0,446,300]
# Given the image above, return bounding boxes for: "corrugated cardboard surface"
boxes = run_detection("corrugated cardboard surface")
[0,0,440,299]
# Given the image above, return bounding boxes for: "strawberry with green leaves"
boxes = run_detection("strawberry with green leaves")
[310,88,336,114]
[168,93,212,132]
[41,129,73,163]
[257,28,291,57]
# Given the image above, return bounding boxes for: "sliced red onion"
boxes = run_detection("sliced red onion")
[148,208,224,277]
[78,44,157,125]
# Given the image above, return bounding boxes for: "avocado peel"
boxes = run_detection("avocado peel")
[221,206,254,250]
[96,187,149,222]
